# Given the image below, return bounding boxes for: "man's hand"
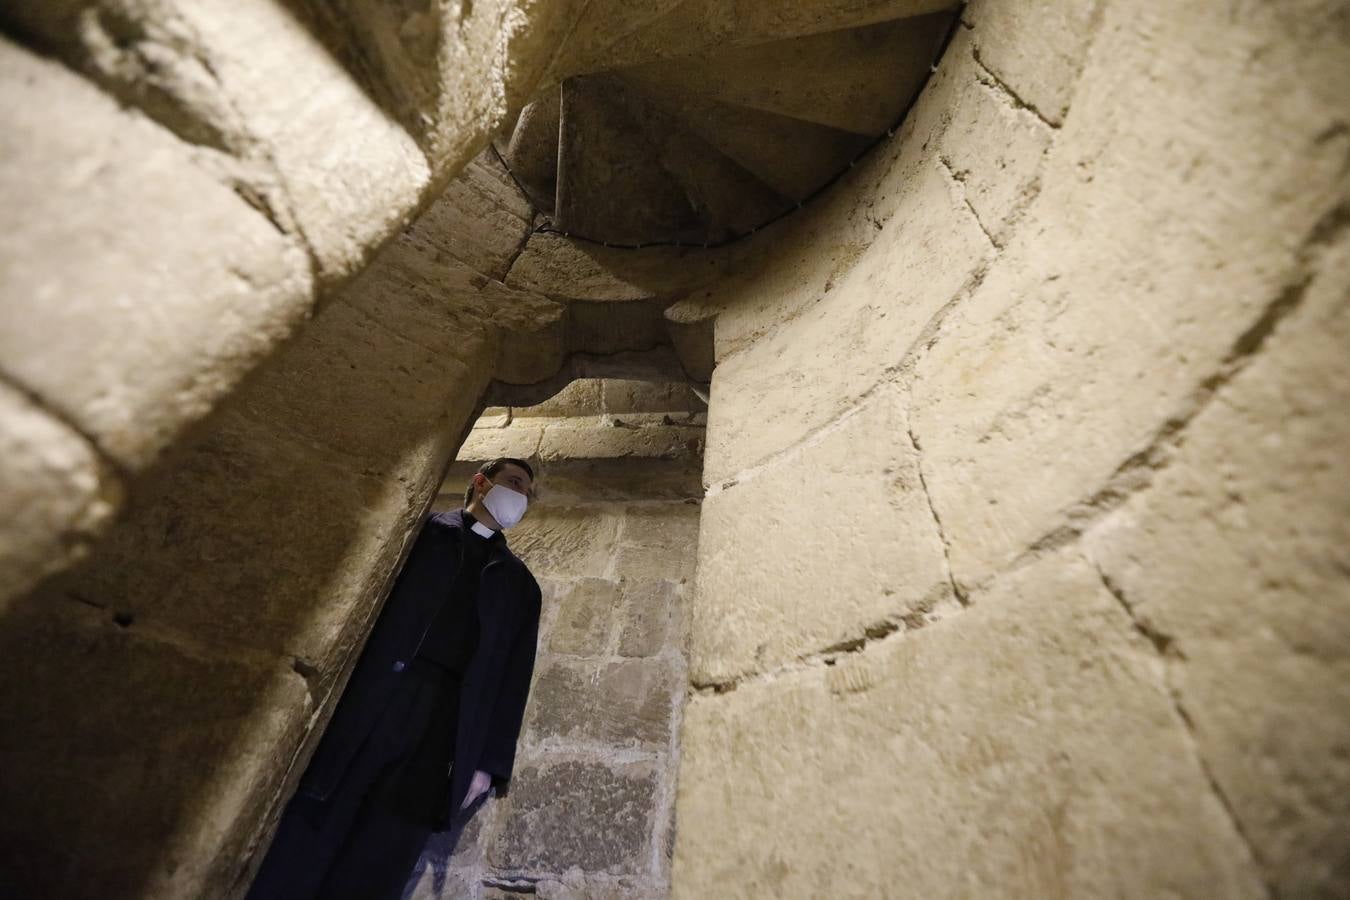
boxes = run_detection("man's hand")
[460,769,493,810]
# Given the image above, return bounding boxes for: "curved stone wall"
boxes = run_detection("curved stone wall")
[670,1,1350,897]
[1,0,1347,898]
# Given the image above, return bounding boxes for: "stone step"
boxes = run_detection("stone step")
[556,0,958,77]
[494,86,562,214]
[616,12,953,136]
[611,87,871,201]
[554,73,787,245]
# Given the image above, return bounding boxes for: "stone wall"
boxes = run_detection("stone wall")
[670,1,1350,897]
[408,378,702,899]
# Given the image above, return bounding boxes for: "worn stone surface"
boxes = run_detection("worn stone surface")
[700,133,990,485]
[490,760,658,874]
[527,657,676,749]
[508,506,623,577]
[1084,233,1350,897]
[0,383,121,608]
[672,551,1265,900]
[962,0,1104,126]
[548,577,621,655]
[0,37,315,470]
[694,386,951,683]
[0,596,310,900]
[909,0,1350,593]
[618,580,679,658]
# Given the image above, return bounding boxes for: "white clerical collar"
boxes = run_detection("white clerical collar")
[470,520,497,539]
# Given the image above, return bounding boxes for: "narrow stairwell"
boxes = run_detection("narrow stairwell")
[495,9,958,247]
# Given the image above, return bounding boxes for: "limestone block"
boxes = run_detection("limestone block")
[68,0,431,283]
[0,38,314,468]
[234,286,495,470]
[473,408,513,430]
[963,0,1104,126]
[395,151,533,281]
[612,504,701,582]
[671,551,1264,900]
[561,0,957,76]
[602,379,704,414]
[508,507,623,577]
[909,0,1350,589]
[515,378,604,418]
[457,423,544,464]
[533,875,659,900]
[621,503,700,550]
[693,386,951,683]
[539,422,703,463]
[506,232,735,301]
[548,577,621,655]
[490,760,658,874]
[1084,234,1350,898]
[936,36,1055,242]
[0,383,120,607]
[617,579,679,658]
[0,596,311,900]
[528,457,705,505]
[58,407,422,670]
[702,152,989,485]
[526,657,676,748]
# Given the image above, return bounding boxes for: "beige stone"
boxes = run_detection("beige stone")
[458,424,545,463]
[0,596,310,900]
[909,0,1350,590]
[515,378,604,418]
[962,0,1104,126]
[1083,233,1350,898]
[672,550,1264,900]
[601,379,703,415]
[556,0,957,76]
[617,580,679,658]
[539,422,703,463]
[548,577,621,655]
[936,34,1055,243]
[693,386,951,683]
[509,506,623,577]
[0,383,121,607]
[526,657,677,749]
[0,37,315,469]
[702,147,990,485]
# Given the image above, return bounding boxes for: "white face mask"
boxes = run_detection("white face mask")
[480,479,528,529]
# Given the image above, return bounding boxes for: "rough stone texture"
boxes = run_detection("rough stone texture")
[0,595,310,900]
[548,577,621,655]
[673,0,1349,895]
[0,37,315,469]
[527,657,676,749]
[617,580,679,659]
[694,386,952,683]
[962,0,1103,126]
[507,506,624,577]
[2,0,1346,896]
[1083,233,1350,898]
[490,760,659,874]
[672,551,1265,900]
[909,0,1350,592]
[0,383,121,608]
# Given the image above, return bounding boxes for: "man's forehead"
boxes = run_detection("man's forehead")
[498,463,532,481]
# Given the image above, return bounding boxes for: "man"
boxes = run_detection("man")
[248,458,542,900]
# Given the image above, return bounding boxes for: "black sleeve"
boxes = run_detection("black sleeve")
[475,597,540,793]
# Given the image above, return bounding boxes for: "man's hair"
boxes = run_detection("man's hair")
[464,457,535,507]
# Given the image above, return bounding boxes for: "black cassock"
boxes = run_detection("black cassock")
[249,508,541,900]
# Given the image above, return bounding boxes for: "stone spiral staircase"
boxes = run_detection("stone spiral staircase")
[497,9,958,248]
